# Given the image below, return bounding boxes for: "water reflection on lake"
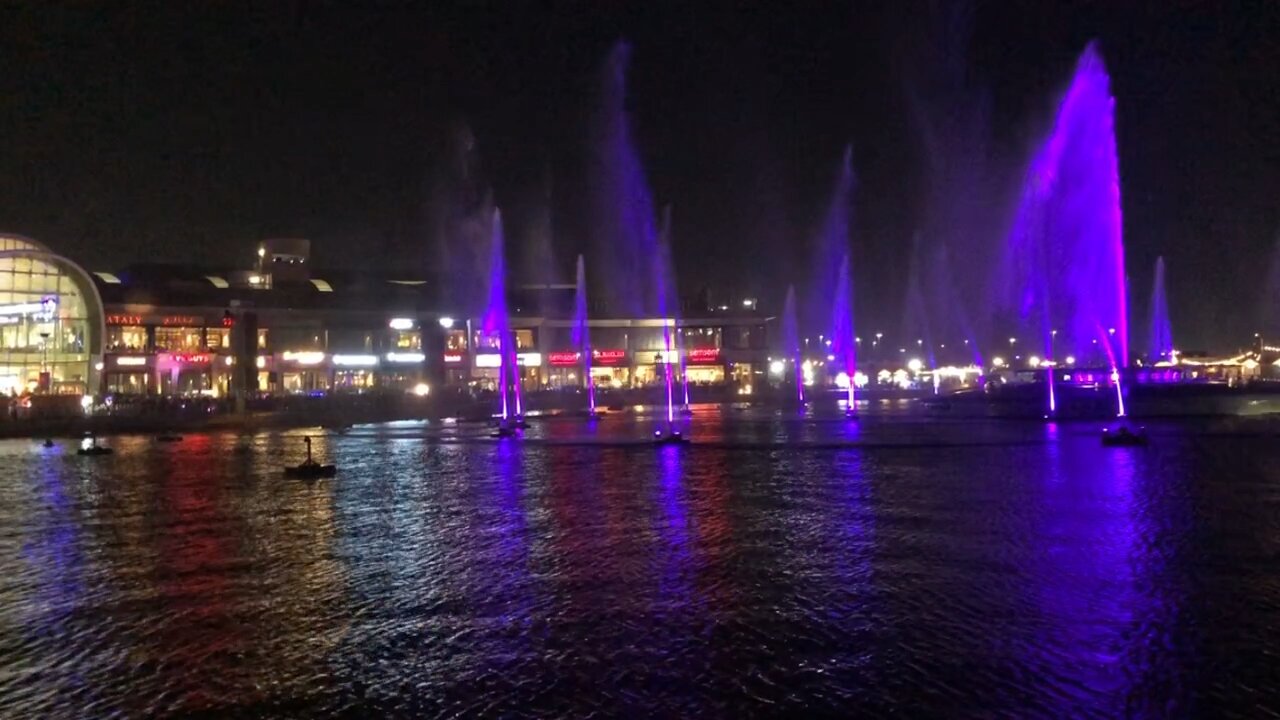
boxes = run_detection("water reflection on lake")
[0,410,1278,717]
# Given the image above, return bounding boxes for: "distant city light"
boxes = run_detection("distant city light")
[907,358,923,373]
[1029,356,1041,367]
[992,356,1006,367]
[438,316,455,329]
[853,371,869,388]
[742,298,757,308]
[1066,355,1077,365]
[413,382,430,397]
[769,360,785,375]
[835,371,851,389]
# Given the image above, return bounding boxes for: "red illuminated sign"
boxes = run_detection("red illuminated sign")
[164,353,210,364]
[688,348,721,364]
[548,351,581,366]
[443,352,464,364]
[106,314,142,326]
[592,349,626,364]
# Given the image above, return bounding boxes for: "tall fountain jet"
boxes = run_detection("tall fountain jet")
[482,209,515,426]
[782,285,804,405]
[832,254,857,416]
[591,41,662,317]
[573,254,598,416]
[1002,42,1130,417]
[1148,256,1173,360]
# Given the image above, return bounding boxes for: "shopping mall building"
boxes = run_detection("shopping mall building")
[0,233,771,402]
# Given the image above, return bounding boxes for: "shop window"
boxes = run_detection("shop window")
[107,326,147,352]
[446,330,468,351]
[205,327,230,350]
[155,327,204,352]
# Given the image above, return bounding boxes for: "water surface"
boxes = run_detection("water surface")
[1,410,1278,717]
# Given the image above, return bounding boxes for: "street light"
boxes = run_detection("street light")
[40,331,50,394]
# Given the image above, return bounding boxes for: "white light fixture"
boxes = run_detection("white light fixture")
[115,356,147,367]
[389,318,415,330]
[255,356,266,369]
[438,316,455,329]
[907,358,923,373]
[992,356,1006,367]
[93,361,105,371]
[412,382,430,397]
[333,354,379,367]
[282,351,326,365]
[769,360,785,375]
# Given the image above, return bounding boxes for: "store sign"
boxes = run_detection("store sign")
[475,353,502,368]
[115,356,148,367]
[282,351,326,365]
[548,351,580,366]
[161,353,211,364]
[593,349,626,364]
[333,354,379,367]
[161,316,202,326]
[0,296,57,323]
[688,348,721,364]
[106,314,143,326]
[517,352,542,367]
[443,352,465,364]
[385,351,425,364]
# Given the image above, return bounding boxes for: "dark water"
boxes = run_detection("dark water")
[2,408,1280,718]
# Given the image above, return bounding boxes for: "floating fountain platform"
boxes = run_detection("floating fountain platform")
[1101,424,1147,447]
[653,430,690,446]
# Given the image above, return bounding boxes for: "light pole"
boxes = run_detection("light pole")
[39,331,50,394]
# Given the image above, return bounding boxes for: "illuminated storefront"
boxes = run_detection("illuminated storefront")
[0,234,104,396]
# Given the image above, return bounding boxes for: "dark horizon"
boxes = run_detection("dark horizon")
[1,2,1278,351]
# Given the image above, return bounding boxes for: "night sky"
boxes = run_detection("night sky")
[1,1,1277,349]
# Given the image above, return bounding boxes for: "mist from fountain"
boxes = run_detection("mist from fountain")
[573,254,596,414]
[591,41,662,316]
[482,209,513,422]
[782,285,804,404]
[1148,256,1173,360]
[832,254,857,414]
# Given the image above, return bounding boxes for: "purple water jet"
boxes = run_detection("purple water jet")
[781,285,804,404]
[1148,256,1172,360]
[808,146,855,334]
[572,254,597,415]
[590,41,662,316]
[832,254,857,415]
[482,209,514,424]
[1001,42,1130,417]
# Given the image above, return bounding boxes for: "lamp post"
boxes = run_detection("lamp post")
[40,331,50,394]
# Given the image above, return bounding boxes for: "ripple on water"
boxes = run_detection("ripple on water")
[0,416,1277,717]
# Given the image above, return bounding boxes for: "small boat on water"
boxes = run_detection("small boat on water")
[284,436,336,479]
[1102,424,1148,447]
